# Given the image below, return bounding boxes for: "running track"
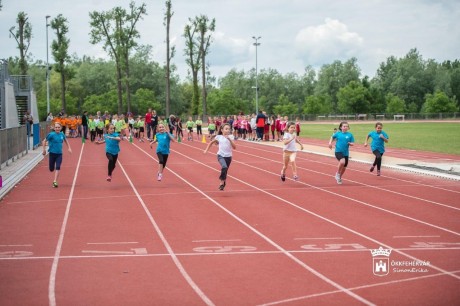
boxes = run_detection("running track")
[0,137,459,305]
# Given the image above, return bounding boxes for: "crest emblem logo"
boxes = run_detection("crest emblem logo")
[370,246,392,276]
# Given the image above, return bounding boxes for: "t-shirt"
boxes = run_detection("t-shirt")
[105,133,120,155]
[215,135,234,157]
[283,132,297,152]
[368,130,389,154]
[145,112,152,124]
[46,131,66,154]
[333,132,354,156]
[155,132,173,154]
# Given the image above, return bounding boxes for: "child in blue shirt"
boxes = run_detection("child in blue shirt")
[329,121,354,184]
[42,122,72,188]
[97,123,121,182]
[365,122,389,176]
[150,122,176,181]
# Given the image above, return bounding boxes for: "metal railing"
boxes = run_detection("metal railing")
[0,125,28,169]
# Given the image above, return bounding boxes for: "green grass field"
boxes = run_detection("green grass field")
[300,122,460,155]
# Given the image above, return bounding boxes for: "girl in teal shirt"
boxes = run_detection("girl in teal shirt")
[365,122,389,176]
[329,121,354,184]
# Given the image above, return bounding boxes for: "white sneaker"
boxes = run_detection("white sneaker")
[157,173,162,181]
[335,173,342,184]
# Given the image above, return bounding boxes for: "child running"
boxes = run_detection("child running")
[97,123,121,182]
[328,121,354,184]
[203,123,236,191]
[42,122,72,188]
[364,122,389,176]
[281,122,304,181]
[149,122,176,181]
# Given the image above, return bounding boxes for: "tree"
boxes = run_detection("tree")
[118,2,147,113]
[196,15,215,118]
[164,0,175,117]
[133,88,162,115]
[315,58,361,112]
[385,93,406,113]
[422,91,458,113]
[273,94,297,116]
[9,12,32,75]
[207,88,247,115]
[337,80,370,113]
[183,19,202,115]
[51,14,71,112]
[303,95,332,115]
[89,2,146,114]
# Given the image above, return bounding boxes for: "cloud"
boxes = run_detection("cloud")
[207,32,250,66]
[294,18,364,66]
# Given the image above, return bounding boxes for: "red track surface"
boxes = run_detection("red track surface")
[1,137,459,305]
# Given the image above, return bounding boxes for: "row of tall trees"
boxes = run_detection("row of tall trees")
[6,3,459,120]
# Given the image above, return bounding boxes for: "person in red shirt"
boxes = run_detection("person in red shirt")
[145,108,153,140]
[255,110,266,141]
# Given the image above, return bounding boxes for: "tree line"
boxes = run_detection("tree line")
[5,1,459,121]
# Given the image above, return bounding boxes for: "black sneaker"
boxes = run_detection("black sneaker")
[219,184,225,191]
[281,174,286,182]
[370,166,375,172]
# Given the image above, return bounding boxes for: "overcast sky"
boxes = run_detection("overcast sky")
[1,0,459,81]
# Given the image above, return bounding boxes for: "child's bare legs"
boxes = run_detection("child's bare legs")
[337,159,347,179]
[291,161,297,177]
[281,153,289,181]
[54,170,60,183]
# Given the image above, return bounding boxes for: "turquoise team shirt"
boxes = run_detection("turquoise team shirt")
[104,132,120,155]
[368,130,389,153]
[333,131,354,156]
[46,131,66,154]
[155,132,173,154]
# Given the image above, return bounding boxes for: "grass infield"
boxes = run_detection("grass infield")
[300,122,459,155]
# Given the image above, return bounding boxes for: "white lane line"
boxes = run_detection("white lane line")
[2,246,460,261]
[87,242,139,245]
[132,145,375,305]
[393,235,441,238]
[259,269,460,306]
[294,237,343,240]
[242,142,460,194]
[117,158,215,306]
[240,144,460,211]
[174,143,460,281]
[233,148,460,235]
[192,239,242,243]
[48,142,85,306]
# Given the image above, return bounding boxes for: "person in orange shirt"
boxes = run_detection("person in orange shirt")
[60,114,68,136]
[76,115,82,138]
[69,116,78,138]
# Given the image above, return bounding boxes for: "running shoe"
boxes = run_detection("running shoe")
[281,173,286,182]
[370,166,375,172]
[157,173,162,181]
[335,173,342,185]
[219,184,225,191]
[294,175,299,181]
[106,176,112,182]
[52,181,58,188]
[377,170,381,176]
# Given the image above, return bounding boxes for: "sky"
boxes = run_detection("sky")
[1,0,459,81]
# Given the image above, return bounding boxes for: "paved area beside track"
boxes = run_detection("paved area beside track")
[1,137,459,200]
